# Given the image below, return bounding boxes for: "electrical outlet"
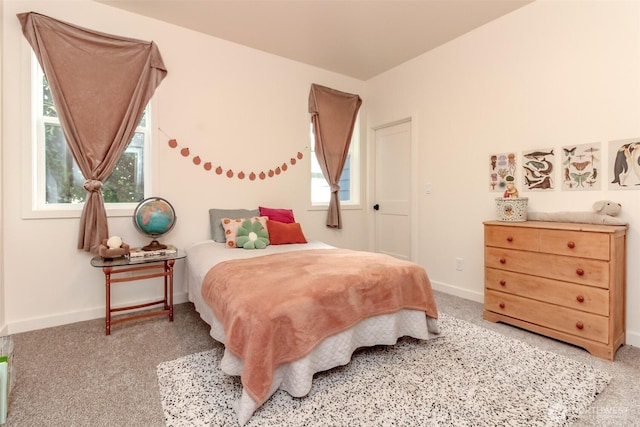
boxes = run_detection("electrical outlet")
[455,257,464,271]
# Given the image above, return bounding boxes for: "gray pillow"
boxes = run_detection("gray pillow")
[209,208,259,243]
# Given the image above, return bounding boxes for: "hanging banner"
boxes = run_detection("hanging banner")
[167,138,304,181]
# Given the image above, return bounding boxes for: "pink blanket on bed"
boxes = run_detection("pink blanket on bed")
[201,248,438,405]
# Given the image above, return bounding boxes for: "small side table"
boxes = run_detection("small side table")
[90,251,186,335]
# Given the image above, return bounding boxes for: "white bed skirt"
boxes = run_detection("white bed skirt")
[185,241,441,425]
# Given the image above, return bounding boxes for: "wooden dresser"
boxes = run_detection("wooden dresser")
[483,220,627,360]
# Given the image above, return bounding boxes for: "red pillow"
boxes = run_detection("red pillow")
[267,220,307,245]
[259,206,295,224]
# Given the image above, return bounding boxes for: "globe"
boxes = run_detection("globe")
[133,197,176,251]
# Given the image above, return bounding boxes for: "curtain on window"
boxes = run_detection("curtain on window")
[18,12,167,253]
[309,84,362,229]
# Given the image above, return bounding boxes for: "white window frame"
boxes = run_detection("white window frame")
[22,49,156,219]
[309,116,362,210]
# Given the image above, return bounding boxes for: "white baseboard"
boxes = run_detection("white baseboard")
[624,330,640,348]
[6,291,190,335]
[430,280,484,304]
[6,286,640,350]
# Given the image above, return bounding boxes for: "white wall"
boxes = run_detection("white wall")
[366,0,640,346]
[1,0,366,333]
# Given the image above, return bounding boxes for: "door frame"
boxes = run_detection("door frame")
[367,115,419,262]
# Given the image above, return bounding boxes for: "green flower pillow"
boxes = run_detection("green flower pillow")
[236,219,270,249]
[221,216,267,248]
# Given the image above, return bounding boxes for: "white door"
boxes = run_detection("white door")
[373,120,412,261]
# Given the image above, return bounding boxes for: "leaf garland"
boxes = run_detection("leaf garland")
[167,138,304,181]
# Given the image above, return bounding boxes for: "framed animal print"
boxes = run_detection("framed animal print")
[522,148,555,191]
[489,152,517,193]
[609,138,640,190]
[561,143,600,191]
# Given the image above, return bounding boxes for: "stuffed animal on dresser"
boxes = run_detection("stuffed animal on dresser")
[527,200,626,225]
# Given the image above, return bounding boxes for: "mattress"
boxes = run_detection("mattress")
[185,240,441,425]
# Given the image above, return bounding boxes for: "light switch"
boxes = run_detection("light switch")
[424,183,432,194]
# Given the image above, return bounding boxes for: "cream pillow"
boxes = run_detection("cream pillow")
[221,216,268,248]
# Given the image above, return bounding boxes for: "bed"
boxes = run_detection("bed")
[186,228,440,425]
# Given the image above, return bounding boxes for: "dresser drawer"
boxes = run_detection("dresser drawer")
[485,247,610,289]
[485,290,609,343]
[485,225,538,251]
[538,229,609,260]
[485,268,609,316]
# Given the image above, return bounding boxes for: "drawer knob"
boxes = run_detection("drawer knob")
[576,268,584,276]
[499,280,506,286]
[576,295,585,303]
[499,258,506,264]
[567,241,575,249]
[499,302,505,309]
[576,321,584,330]
[506,236,513,242]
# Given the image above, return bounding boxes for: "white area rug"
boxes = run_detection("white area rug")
[157,314,610,426]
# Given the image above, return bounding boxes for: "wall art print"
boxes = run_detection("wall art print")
[489,152,517,192]
[561,143,601,191]
[608,138,640,190]
[522,148,555,191]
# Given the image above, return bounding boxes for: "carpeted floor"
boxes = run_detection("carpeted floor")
[157,314,610,426]
[4,291,640,426]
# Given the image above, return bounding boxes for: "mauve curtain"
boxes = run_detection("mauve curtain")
[309,84,362,229]
[18,12,167,253]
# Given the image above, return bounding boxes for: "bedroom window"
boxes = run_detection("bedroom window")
[310,117,360,206]
[27,55,152,217]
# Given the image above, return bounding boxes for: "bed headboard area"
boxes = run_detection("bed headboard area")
[208,206,306,248]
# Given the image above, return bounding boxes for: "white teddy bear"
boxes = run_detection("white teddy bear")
[527,200,626,225]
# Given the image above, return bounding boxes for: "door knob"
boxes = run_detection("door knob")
[373,204,380,211]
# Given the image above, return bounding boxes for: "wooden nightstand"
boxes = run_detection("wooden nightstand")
[90,250,186,335]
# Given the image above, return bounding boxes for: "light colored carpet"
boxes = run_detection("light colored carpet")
[157,314,610,427]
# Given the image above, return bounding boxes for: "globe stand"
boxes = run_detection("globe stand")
[142,239,167,251]
[134,197,176,252]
